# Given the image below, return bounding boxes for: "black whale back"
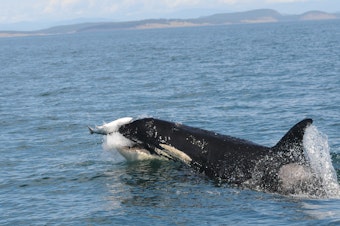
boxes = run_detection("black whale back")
[119,118,313,188]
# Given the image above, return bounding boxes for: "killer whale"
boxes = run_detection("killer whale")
[89,117,320,194]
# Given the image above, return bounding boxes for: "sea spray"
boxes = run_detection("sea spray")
[303,125,340,198]
[102,132,134,152]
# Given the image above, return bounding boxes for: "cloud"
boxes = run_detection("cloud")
[43,0,86,14]
[218,0,247,4]
[266,0,307,2]
[163,0,201,8]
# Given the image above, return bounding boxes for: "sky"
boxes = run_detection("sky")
[0,0,339,30]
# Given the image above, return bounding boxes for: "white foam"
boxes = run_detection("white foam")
[303,125,340,198]
[96,117,133,134]
[102,132,134,151]
[100,117,138,158]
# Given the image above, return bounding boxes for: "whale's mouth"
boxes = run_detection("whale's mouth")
[102,133,191,162]
[89,117,172,161]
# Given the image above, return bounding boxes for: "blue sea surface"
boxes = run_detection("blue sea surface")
[1,20,340,225]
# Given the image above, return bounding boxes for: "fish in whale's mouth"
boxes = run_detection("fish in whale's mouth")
[88,117,173,161]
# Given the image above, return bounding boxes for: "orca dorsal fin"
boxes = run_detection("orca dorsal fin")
[273,118,313,152]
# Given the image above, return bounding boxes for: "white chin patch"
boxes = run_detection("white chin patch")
[116,147,165,161]
[159,144,192,164]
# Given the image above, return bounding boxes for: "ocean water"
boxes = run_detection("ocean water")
[1,20,340,225]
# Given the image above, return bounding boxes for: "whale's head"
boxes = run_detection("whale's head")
[89,117,169,161]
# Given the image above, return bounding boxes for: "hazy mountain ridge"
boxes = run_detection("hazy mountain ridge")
[1,9,338,37]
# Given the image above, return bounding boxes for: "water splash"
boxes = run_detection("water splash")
[102,132,134,152]
[303,125,340,198]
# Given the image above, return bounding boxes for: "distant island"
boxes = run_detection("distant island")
[1,9,339,38]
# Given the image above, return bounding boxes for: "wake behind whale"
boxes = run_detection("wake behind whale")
[89,117,340,198]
